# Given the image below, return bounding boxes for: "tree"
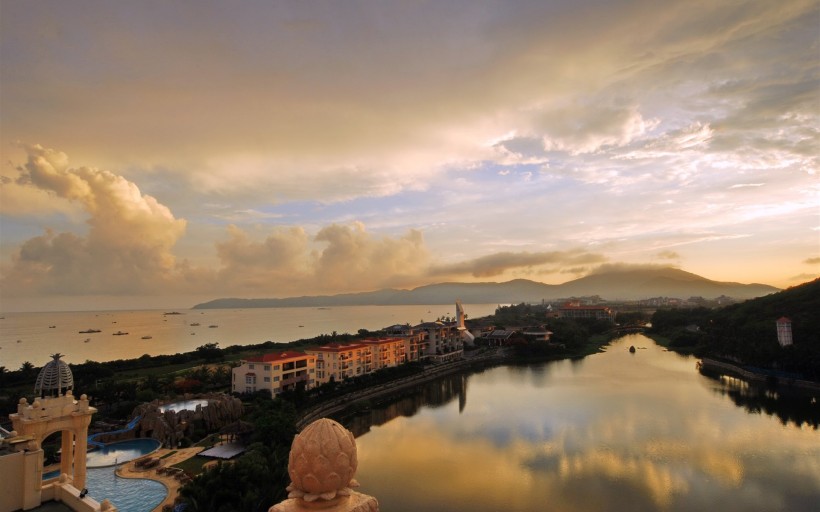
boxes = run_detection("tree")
[195,343,223,363]
[19,361,36,378]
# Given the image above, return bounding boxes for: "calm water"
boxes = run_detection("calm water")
[86,467,166,512]
[87,438,162,468]
[348,335,820,512]
[0,304,497,368]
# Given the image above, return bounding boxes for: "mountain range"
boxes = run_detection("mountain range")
[193,267,780,309]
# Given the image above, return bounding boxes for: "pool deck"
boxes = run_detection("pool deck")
[115,446,205,512]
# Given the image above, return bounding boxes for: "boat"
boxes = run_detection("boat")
[79,329,101,334]
[629,345,636,353]
[163,311,182,315]
[190,322,200,326]
[84,338,91,343]
[112,331,129,336]
[141,335,153,340]
[208,325,218,328]
[49,325,56,328]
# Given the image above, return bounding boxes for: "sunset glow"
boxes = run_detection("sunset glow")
[1,0,818,311]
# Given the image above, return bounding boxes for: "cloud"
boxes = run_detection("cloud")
[2,145,186,295]
[314,222,430,291]
[803,257,820,265]
[788,273,818,282]
[588,263,679,275]
[655,251,680,260]
[430,250,607,278]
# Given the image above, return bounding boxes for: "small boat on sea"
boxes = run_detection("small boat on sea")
[112,331,129,336]
[79,329,102,333]
[49,325,56,328]
[84,338,91,343]
[629,345,636,353]
[190,322,200,326]
[208,325,218,328]
[141,335,153,340]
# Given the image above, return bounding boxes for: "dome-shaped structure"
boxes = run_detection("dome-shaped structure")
[34,353,74,397]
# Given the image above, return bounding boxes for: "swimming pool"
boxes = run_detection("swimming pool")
[43,438,168,512]
[86,467,166,512]
[86,438,161,468]
[158,398,209,413]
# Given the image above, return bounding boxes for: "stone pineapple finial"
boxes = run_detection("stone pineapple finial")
[272,418,378,511]
[287,418,359,502]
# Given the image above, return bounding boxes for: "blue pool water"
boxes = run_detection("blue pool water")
[158,399,209,413]
[42,438,168,512]
[87,438,161,468]
[86,467,166,512]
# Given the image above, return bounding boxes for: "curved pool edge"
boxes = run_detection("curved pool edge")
[114,467,171,511]
[86,438,163,469]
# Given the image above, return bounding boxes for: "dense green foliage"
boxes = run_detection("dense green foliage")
[651,279,820,379]
[178,396,297,512]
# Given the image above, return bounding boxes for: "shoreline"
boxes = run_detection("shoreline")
[699,358,820,393]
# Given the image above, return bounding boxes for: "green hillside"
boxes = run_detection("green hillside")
[652,278,820,380]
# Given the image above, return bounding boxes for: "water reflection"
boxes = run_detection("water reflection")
[350,335,820,512]
[341,373,469,437]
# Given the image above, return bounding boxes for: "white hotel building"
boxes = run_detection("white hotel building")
[231,351,317,395]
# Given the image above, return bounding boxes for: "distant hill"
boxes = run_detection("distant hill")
[193,267,779,309]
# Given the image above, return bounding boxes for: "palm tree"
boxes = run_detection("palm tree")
[19,361,35,377]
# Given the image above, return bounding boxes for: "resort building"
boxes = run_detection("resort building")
[360,338,407,370]
[776,317,793,347]
[306,343,372,385]
[231,351,317,395]
[416,321,464,362]
[558,303,616,322]
[382,324,427,362]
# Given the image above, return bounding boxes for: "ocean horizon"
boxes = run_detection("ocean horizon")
[0,303,499,369]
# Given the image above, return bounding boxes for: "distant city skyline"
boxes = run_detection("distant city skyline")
[1,1,818,312]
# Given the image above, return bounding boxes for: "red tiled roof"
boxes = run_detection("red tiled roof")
[359,337,403,345]
[309,342,369,352]
[246,351,313,363]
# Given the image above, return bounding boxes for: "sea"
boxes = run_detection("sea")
[0,304,499,369]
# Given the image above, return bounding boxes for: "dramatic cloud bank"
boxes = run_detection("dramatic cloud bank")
[1,0,817,309]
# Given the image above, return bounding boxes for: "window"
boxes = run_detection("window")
[264,377,270,382]
[309,368,314,373]
[264,365,270,371]
[274,376,280,382]
[245,375,256,385]
[248,364,255,370]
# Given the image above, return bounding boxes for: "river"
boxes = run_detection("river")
[345,335,820,512]
[0,304,498,369]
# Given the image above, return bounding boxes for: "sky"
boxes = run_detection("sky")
[1,0,818,312]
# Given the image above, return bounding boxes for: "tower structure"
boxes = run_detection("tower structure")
[455,300,475,347]
[776,317,793,347]
[7,354,97,508]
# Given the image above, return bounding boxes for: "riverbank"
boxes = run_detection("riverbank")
[699,358,820,393]
[296,336,611,429]
[297,347,509,428]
